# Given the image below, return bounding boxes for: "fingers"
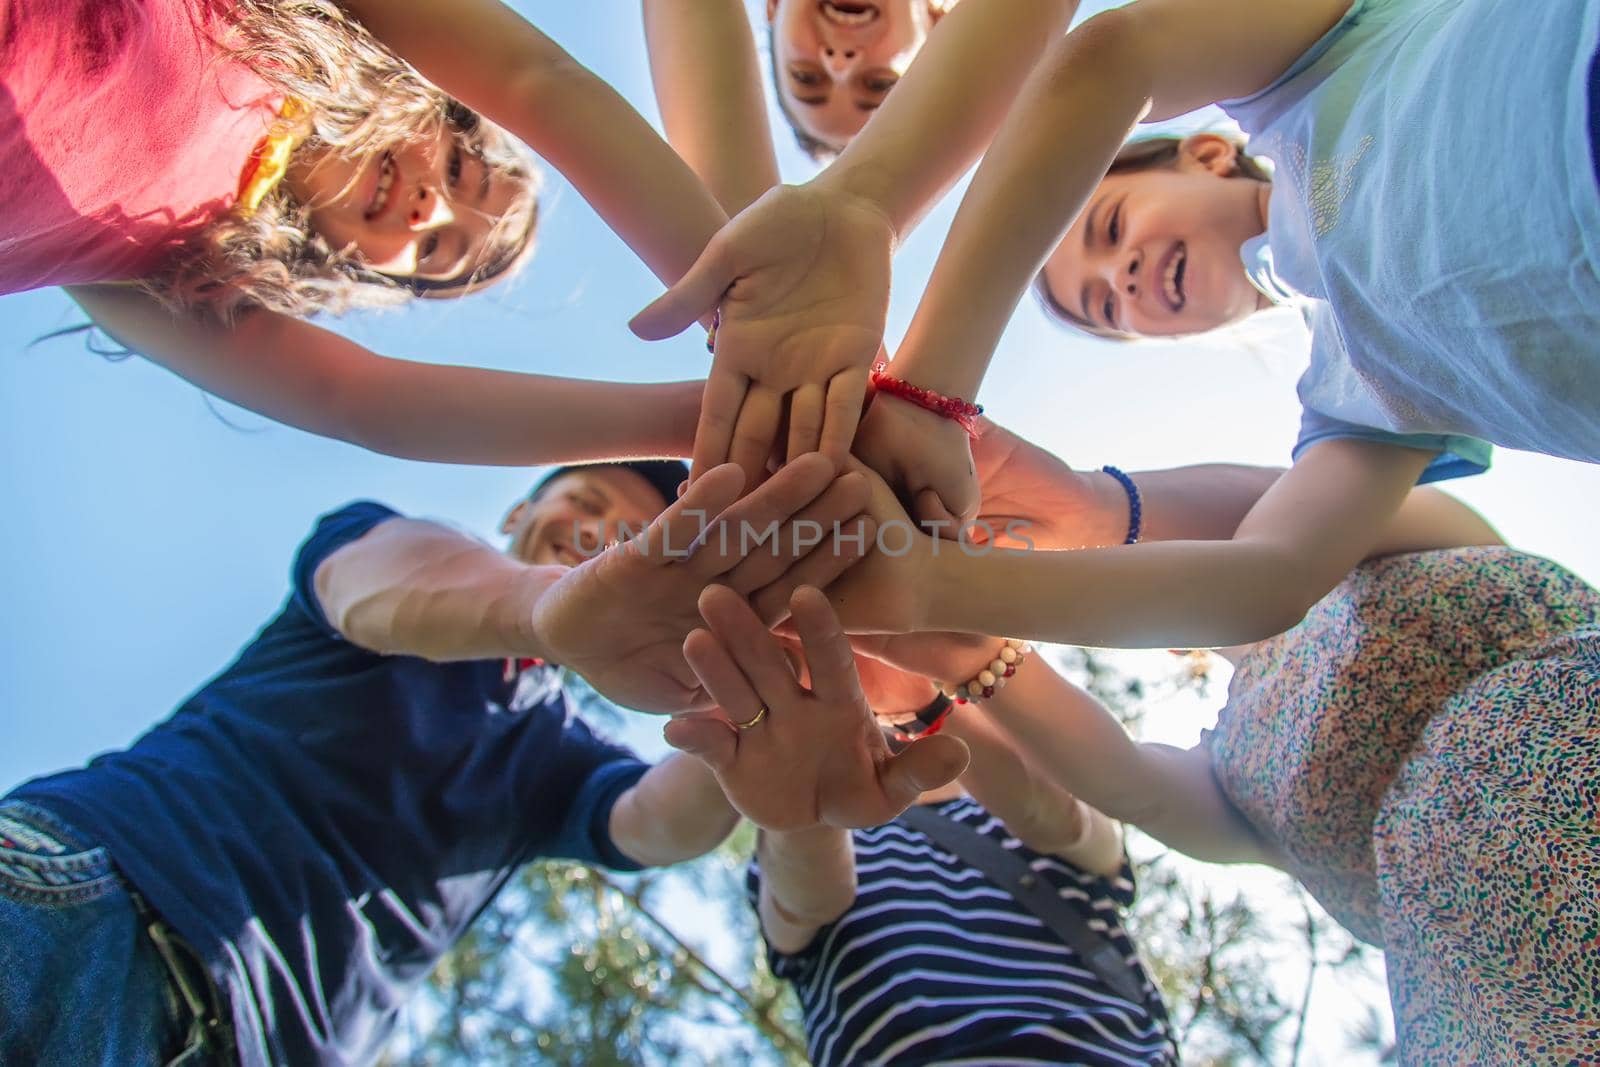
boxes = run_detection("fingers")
[686,453,835,578]
[696,585,801,706]
[690,372,750,485]
[878,735,970,815]
[818,367,870,469]
[636,463,746,566]
[724,470,870,594]
[726,385,785,490]
[629,242,730,340]
[662,712,737,773]
[789,586,864,708]
[748,513,875,625]
[785,384,826,464]
[683,627,767,724]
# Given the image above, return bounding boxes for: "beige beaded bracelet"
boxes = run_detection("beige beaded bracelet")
[939,639,1032,703]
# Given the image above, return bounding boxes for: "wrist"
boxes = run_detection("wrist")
[877,344,981,401]
[922,542,969,633]
[506,565,564,660]
[805,170,903,249]
[1081,470,1137,548]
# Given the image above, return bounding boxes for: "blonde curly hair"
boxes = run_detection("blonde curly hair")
[146,0,540,323]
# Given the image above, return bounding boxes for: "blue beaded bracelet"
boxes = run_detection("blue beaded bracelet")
[1100,465,1143,545]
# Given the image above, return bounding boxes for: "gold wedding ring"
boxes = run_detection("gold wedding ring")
[732,706,768,730]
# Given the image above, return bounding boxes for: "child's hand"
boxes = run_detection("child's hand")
[821,459,943,636]
[629,183,894,486]
[666,586,968,831]
[969,420,1105,550]
[852,393,980,528]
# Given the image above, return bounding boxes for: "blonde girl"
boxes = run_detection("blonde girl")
[5,0,737,465]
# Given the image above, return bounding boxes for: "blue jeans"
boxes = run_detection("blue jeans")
[0,800,230,1067]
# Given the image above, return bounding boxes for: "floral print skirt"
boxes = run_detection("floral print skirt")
[1212,548,1600,1064]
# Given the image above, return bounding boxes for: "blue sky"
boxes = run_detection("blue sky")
[6,1,1597,790]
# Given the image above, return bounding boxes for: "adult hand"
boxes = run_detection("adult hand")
[969,418,1102,550]
[851,390,980,528]
[666,586,968,831]
[532,454,874,714]
[629,183,894,484]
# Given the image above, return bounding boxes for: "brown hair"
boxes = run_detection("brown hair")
[1032,133,1271,341]
[143,0,540,323]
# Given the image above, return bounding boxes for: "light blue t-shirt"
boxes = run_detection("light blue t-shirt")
[1222,0,1600,482]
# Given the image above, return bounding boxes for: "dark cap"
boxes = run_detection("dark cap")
[529,459,688,512]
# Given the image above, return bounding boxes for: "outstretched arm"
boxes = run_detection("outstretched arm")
[810,0,1078,240]
[830,439,1436,649]
[754,825,857,954]
[895,0,1351,397]
[70,285,702,467]
[641,0,780,216]
[969,420,1504,555]
[313,455,874,713]
[609,753,743,867]
[335,0,728,285]
[631,0,1080,490]
[941,706,1124,878]
[978,653,1283,866]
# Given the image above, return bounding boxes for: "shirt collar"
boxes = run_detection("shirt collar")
[1239,234,1299,305]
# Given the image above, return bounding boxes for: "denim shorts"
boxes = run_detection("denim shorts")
[0,800,231,1067]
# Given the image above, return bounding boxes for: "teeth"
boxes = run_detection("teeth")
[821,1,875,25]
[1163,247,1186,307]
[368,155,395,219]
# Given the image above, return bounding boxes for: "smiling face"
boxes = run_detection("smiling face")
[767,0,947,152]
[1040,135,1273,338]
[286,120,524,284]
[501,468,669,568]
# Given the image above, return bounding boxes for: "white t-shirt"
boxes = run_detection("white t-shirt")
[1222,0,1600,481]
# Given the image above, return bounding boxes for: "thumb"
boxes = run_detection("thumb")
[629,242,733,341]
[878,735,970,813]
[663,713,738,774]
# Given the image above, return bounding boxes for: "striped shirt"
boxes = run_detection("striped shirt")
[750,798,1176,1066]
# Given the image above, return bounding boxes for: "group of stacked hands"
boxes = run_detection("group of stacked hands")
[6,0,1600,1062]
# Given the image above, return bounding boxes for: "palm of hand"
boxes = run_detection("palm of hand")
[534,546,708,714]
[723,687,907,831]
[715,184,892,381]
[971,421,1094,549]
[634,183,895,477]
[853,655,937,718]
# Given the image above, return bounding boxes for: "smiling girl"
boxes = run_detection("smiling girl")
[855,0,1600,650]
[765,0,956,158]
[5,0,735,467]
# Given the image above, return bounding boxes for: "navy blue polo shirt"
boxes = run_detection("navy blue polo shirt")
[13,502,649,1066]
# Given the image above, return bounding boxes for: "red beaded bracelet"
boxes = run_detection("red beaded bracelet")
[870,362,984,438]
